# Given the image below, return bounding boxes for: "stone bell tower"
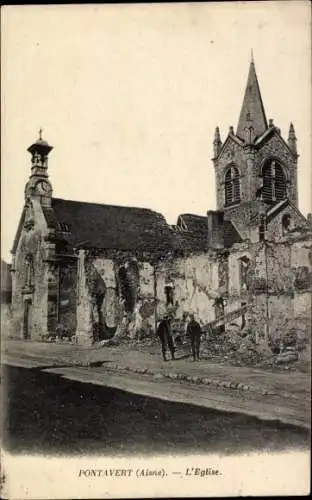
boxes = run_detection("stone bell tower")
[212,54,299,213]
[24,130,53,207]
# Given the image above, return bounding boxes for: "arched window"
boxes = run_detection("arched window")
[239,256,250,291]
[282,213,291,234]
[24,254,34,288]
[262,160,287,203]
[164,277,174,306]
[118,260,139,313]
[224,166,240,206]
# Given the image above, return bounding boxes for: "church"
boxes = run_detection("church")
[10,58,312,346]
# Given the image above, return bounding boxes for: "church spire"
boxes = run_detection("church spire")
[236,56,268,141]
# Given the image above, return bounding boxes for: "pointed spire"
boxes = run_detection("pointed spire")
[251,48,254,64]
[288,122,297,155]
[236,58,268,141]
[213,126,222,158]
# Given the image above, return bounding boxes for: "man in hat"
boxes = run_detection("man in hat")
[157,315,175,362]
[186,313,202,362]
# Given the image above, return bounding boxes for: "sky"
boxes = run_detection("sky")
[1,2,311,262]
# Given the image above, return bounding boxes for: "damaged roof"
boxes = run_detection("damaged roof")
[41,198,242,255]
[44,198,172,253]
[171,213,208,253]
[177,214,208,234]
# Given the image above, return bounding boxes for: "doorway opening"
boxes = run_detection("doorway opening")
[23,299,32,340]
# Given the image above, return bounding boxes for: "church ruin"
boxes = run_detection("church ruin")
[10,58,312,346]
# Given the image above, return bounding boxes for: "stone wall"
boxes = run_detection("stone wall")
[223,200,263,242]
[214,136,248,210]
[58,262,78,336]
[267,206,309,241]
[75,249,159,344]
[156,253,219,325]
[11,198,49,340]
[75,249,223,345]
[255,131,298,207]
[245,235,312,342]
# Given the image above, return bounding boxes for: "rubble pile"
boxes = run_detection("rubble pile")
[275,346,299,365]
[230,335,273,366]
[198,317,312,369]
[202,326,273,367]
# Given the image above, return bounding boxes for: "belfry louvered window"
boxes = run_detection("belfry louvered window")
[224,166,240,206]
[262,160,287,203]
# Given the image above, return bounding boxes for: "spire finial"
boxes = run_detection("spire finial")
[251,48,254,64]
[39,128,43,140]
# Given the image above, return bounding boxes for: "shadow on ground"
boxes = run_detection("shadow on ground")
[2,366,310,457]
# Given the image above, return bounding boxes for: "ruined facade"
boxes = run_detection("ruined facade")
[10,59,312,346]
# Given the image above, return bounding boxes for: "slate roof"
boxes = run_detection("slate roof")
[43,198,172,253]
[266,199,310,228]
[40,197,245,255]
[170,214,208,253]
[236,59,268,140]
[266,199,289,221]
[174,213,241,250]
[177,214,208,234]
[170,227,208,253]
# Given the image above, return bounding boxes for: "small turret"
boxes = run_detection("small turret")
[288,122,297,155]
[25,130,53,206]
[213,126,222,158]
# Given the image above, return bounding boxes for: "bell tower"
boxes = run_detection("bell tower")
[212,54,299,212]
[25,130,53,207]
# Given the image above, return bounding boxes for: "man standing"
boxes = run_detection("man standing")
[157,315,175,362]
[186,314,202,362]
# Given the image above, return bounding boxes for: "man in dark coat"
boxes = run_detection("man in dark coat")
[157,315,175,361]
[186,314,202,361]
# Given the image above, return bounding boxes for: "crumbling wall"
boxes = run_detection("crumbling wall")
[267,207,309,241]
[138,261,156,336]
[156,253,218,325]
[75,250,157,344]
[58,262,78,336]
[291,238,312,340]
[246,236,312,344]
[76,250,93,345]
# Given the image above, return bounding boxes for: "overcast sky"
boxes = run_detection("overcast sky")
[1,2,311,262]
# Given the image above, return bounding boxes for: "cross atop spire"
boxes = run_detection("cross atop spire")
[236,57,268,141]
[251,48,254,64]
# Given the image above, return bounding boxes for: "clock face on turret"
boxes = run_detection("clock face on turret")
[35,180,52,196]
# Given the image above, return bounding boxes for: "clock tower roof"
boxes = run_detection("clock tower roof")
[27,129,53,156]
